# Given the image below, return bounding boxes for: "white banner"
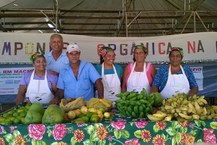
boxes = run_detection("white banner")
[0,32,217,64]
[0,67,33,95]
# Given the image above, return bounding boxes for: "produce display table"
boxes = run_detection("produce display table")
[0,115,216,145]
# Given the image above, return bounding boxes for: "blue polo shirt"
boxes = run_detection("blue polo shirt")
[44,50,69,73]
[57,61,101,100]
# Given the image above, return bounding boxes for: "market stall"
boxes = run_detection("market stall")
[0,95,217,145]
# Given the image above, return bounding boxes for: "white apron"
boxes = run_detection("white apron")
[127,62,150,93]
[26,70,54,104]
[101,63,121,102]
[160,65,190,99]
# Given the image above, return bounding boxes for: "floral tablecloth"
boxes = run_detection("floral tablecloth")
[0,117,217,145]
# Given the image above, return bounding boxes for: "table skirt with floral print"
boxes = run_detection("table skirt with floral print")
[0,117,216,145]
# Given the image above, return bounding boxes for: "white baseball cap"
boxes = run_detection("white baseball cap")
[66,43,80,53]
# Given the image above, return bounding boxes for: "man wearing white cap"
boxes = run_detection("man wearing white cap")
[51,43,104,102]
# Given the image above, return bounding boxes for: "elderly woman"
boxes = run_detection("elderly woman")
[95,46,122,102]
[16,52,58,105]
[122,44,156,93]
[151,47,198,98]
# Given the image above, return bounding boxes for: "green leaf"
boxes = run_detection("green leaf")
[99,140,106,145]
[4,133,14,143]
[190,130,197,136]
[172,138,176,145]
[121,130,130,138]
[31,139,37,145]
[94,123,103,128]
[85,125,95,134]
[32,140,46,145]
[51,142,59,145]
[166,127,175,136]
[153,125,159,132]
[181,127,187,133]
[40,141,47,145]
[201,121,206,127]
[134,130,142,138]
[70,137,77,145]
[172,121,180,129]
[90,132,99,142]
[83,140,93,145]
[47,130,52,137]
[194,120,201,127]
[196,139,203,143]
[210,122,217,129]
[114,129,121,139]
[174,132,181,143]
[12,130,21,137]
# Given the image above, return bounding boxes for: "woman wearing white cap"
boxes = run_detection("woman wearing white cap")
[51,43,104,103]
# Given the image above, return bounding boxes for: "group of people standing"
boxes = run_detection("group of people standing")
[16,33,198,105]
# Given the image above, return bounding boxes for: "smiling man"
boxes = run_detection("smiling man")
[50,43,104,104]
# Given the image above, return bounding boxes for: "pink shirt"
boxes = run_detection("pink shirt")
[126,62,154,85]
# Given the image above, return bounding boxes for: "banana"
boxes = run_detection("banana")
[171,102,177,107]
[153,111,167,118]
[88,107,97,113]
[206,107,211,115]
[211,114,217,119]
[192,114,200,120]
[210,109,215,114]
[180,107,188,111]
[202,107,207,116]
[174,112,179,117]
[147,114,164,122]
[194,101,202,114]
[187,108,193,114]
[181,110,187,115]
[212,106,217,113]
[164,114,173,121]
[197,97,207,106]
[175,108,181,113]
[177,116,185,122]
[170,109,175,114]
[207,115,212,120]
[181,99,189,105]
[162,99,166,105]
[164,105,174,110]
[178,112,192,120]
[188,102,196,114]
[63,97,85,111]
[99,99,112,108]
[200,115,207,120]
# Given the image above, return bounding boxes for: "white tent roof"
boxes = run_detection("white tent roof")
[0,0,217,37]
